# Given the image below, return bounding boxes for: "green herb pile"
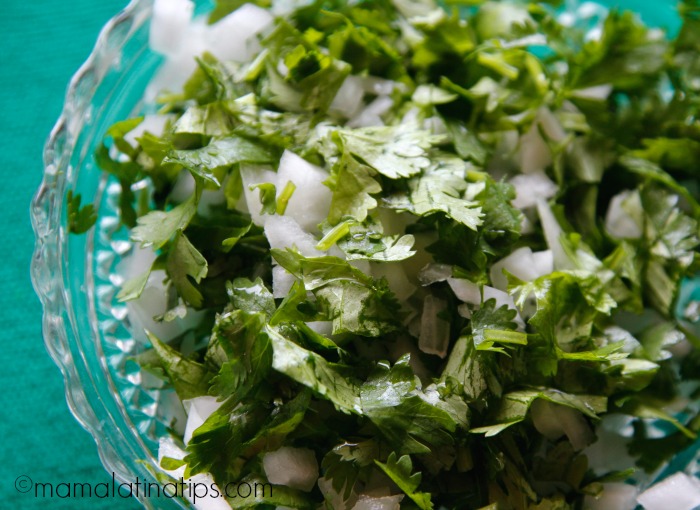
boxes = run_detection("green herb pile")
[75,0,700,508]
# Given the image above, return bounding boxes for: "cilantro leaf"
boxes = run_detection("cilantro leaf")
[325,150,382,224]
[383,154,484,230]
[66,190,97,234]
[374,452,433,510]
[272,250,402,336]
[166,230,208,307]
[132,188,201,249]
[335,124,443,179]
[471,389,607,436]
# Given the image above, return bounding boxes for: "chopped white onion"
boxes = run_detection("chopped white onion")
[117,246,205,342]
[509,172,558,210]
[330,76,365,119]
[169,170,197,203]
[158,436,187,478]
[418,295,450,358]
[447,278,481,305]
[517,108,565,174]
[584,427,636,475]
[198,186,227,216]
[371,263,416,301]
[275,150,332,232]
[262,447,319,492]
[583,483,638,510]
[531,400,593,450]
[377,207,416,236]
[358,76,401,96]
[318,476,355,510]
[124,114,173,147]
[483,286,525,329]
[205,4,274,63]
[240,164,277,226]
[490,247,553,290]
[183,396,223,445]
[571,84,613,101]
[348,96,394,128]
[637,473,700,510]
[146,18,210,101]
[307,321,334,336]
[272,265,296,298]
[605,190,643,240]
[157,438,232,510]
[537,199,571,270]
[149,0,195,57]
[419,263,453,285]
[264,215,324,257]
[351,494,403,510]
[388,336,431,383]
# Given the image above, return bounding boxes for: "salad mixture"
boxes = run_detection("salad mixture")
[71,0,700,508]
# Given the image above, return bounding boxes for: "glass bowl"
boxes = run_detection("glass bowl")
[30,0,699,508]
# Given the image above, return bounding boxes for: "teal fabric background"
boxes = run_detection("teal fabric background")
[1,1,139,508]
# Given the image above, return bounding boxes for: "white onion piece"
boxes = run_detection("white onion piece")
[318,477,355,510]
[371,263,416,301]
[605,190,643,240]
[198,186,227,216]
[365,96,395,117]
[530,399,565,441]
[583,483,638,510]
[348,96,394,128]
[206,4,273,63]
[518,108,565,174]
[447,278,481,304]
[423,116,448,135]
[418,295,450,358]
[637,473,700,510]
[377,207,416,236]
[146,18,210,101]
[158,436,187,478]
[265,216,323,257]
[490,247,553,290]
[419,263,453,285]
[349,258,372,274]
[330,76,365,119]
[157,438,232,510]
[149,0,195,57]
[124,114,173,147]
[272,265,296,298]
[572,84,613,101]
[388,336,431,383]
[262,447,319,492]
[347,112,384,129]
[510,172,558,210]
[483,286,525,329]
[307,321,334,336]
[183,396,223,445]
[531,400,594,450]
[351,494,403,510]
[240,164,277,226]
[358,76,401,95]
[537,199,571,270]
[169,171,197,203]
[117,246,205,342]
[275,150,331,232]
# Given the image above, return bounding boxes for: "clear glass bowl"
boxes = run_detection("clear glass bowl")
[30,0,699,508]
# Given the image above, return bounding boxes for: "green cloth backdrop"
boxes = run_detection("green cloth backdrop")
[1,1,138,508]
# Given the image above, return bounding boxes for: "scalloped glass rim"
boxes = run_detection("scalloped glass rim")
[30,0,188,508]
[29,0,699,508]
